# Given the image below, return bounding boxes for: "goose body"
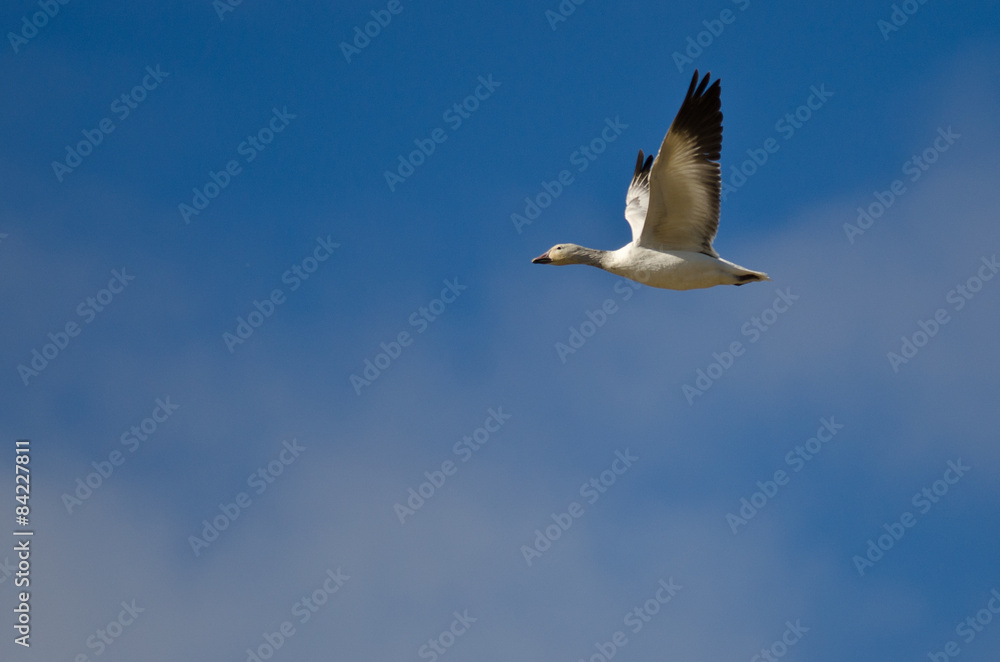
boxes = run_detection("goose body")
[532,70,769,291]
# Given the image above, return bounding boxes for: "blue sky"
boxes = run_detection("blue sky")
[2,0,1000,660]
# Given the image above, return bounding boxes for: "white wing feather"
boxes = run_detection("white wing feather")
[625,71,723,257]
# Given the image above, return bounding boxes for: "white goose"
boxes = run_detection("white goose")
[532,70,769,290]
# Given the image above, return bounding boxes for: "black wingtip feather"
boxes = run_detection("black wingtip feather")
[660,70,724,256]
[631,150,654,187]
[671,70,723,162]
[689,69,719,96]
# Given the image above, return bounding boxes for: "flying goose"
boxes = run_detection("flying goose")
[532,70,769,290]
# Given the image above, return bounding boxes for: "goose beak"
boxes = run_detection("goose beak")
[532,251,552,264]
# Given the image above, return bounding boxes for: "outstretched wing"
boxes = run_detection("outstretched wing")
[624,149,653,243]
[639,70,723,257]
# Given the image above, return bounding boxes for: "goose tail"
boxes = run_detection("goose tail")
[731,267,770,286]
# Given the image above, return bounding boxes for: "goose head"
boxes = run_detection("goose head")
[531,244,590,266]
